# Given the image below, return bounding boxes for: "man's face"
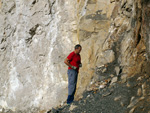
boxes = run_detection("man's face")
[76,47,82,54]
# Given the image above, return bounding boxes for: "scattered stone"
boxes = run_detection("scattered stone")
[93,88,99,92]
[102,67,107,73]
[104,64,108,67]
[127,98,139,108]
[139,97,145,100]
[105,78,111,83]
[99,84,106,89]
[110,74,114,78]
[87,83,99,92]
[110,77,118,85]
[120,101,124,107]
[137,76,142,81]
[97,65,104,68]
[115,66,120,76]
[126,82,130,87]
[129,107,136,113]
[114,96,121,101]
[142,83,147,96]
[60,101,65,106]
[87,95,90,98]
[69,104,77,111]
[128,97,145,108]
[102,91,112,97]
[121,74,128,83]
[130,96,135,102]
[137,88,142,96]
[95,81,101,86]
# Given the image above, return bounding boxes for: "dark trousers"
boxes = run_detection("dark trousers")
[67,69,78,103]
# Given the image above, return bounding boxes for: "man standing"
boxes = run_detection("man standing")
[64,44,82,104]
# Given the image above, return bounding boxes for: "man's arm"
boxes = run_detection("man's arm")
[64,58,72,67]
[64,58,77,70]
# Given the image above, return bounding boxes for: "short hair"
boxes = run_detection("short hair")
[75,44,82,49]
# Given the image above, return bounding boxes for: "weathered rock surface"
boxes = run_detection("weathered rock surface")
[0,0,115,112]
[48,0,150,112]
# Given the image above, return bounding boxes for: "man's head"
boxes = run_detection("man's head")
[74,44,82,54]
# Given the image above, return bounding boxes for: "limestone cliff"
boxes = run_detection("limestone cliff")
[0,0,150,113]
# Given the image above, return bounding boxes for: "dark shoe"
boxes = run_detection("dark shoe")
[67,101,73,105]
[67,103,71,105]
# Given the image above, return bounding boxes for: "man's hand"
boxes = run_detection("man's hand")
[71,66,77,70]
[79,63,82,68]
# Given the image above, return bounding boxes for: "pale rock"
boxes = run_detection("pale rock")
[115,66,120,76]
[110,74,114,78]
[99,84,106,89]
[137,88,142,96]
[110,77,118,85]
[87,95,90,98]
[127,98,139,108]
[120,101,124,107]
[129,107,136,113]
[137,76,142,81]
[114,96,121,101]
[102,68,107,73]
[69,104,77,111]
[121,74,128,83]
[130,96,135,102]
[142,82,147,96]
[128,97,144,108]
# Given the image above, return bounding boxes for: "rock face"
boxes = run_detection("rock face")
[0,0,79,112]
[0,0,115,112]
[0,0,150,112]
[75,0,115,98]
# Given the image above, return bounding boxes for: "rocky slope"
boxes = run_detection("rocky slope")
[48,73,150,113]
[0,0,150,113]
